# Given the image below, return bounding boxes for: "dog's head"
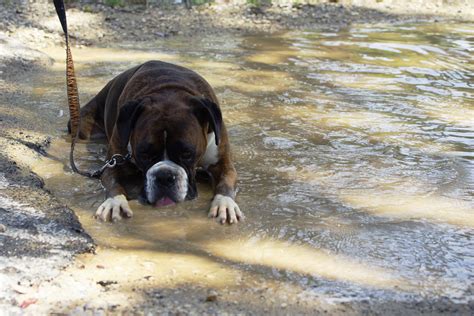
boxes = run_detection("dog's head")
[112,95,222,207]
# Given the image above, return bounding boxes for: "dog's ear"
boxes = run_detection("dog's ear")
[191,97,222,146]
[116,99,146,151]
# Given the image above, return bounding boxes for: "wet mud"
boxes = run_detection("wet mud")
[1,1,474,314]
[0,32,94,310]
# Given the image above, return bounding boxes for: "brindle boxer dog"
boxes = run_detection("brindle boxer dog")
[74,61,243,224]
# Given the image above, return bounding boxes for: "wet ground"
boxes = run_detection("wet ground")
[3,21,471,313]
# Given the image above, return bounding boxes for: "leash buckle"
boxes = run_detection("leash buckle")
[92,153,132,178]
[106,153,131,168]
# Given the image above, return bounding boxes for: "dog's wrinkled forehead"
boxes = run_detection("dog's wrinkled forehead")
[130,112,206,170]
[134,107,202,141]
[134,117,202,149]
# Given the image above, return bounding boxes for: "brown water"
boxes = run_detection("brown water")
[28,22,474,303]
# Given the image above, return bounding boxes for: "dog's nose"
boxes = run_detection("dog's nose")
[155,171,176,186]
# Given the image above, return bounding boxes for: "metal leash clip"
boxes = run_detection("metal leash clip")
[92,153,132,178]
[106,154,130,168]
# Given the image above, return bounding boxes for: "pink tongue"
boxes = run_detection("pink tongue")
[154,197,175,207]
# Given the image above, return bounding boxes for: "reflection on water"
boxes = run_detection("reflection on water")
[33,22,474,302]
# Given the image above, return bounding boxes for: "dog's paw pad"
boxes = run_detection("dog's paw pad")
[95,194,133,222]
[208,194,243,225]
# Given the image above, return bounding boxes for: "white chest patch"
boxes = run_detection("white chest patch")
[200,132,219,169]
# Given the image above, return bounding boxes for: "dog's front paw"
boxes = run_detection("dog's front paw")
[95,194,133,222]
[208,194,244,225]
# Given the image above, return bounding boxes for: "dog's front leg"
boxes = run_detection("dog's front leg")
[95,167,133,222]
[207,160,243,224]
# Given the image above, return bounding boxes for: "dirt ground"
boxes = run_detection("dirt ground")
[2,0,473,48]
[1,0,473,314]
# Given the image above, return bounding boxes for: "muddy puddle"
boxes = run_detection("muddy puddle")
[25,22,474,305]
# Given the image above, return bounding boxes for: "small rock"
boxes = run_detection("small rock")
[281,303,287,308]
[205,290,218,302]
[97,280,117,287]
[0,224,6,233]
[2,266,19,274]
[96,265,105,269]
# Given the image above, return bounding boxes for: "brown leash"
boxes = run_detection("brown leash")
[53,0,130,178]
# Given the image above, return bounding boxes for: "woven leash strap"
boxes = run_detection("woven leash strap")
[53,0,101,178]
[53,0,80,137]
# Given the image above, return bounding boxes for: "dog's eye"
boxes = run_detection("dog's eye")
[180,151,193,161]
[140,152,151,160]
